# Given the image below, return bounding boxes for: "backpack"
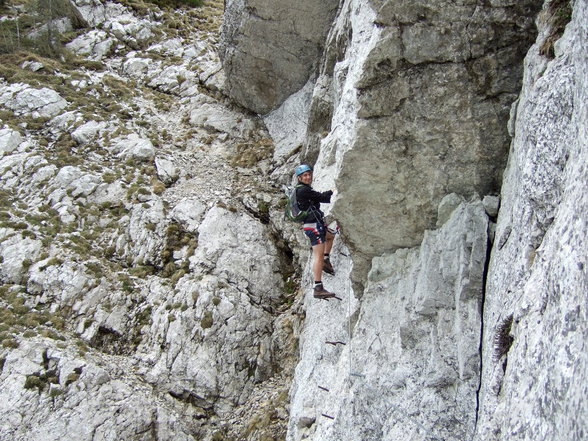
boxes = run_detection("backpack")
[284,184,308,222]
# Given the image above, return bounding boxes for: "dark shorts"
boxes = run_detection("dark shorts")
[303,222,326,246]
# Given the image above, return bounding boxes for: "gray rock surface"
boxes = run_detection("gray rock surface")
[0,83,68,118]
[0,338,197,441]
[0,2,294,440]
[66,29,115,60]
[219,0,339,114]
[475,1,588,439]
[1,0,585,440]
[288,199,488,441]
[306,0,540,282]
[0,127,22,156]
[264,80,314,161]
[110,133,156,161]
[189,102,257,138]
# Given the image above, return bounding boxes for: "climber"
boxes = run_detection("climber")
[294,164,337,299]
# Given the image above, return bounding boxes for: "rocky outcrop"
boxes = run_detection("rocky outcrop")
[1,338,198,441]
[222,0,540,282]
[0,1,299,440]
[285,0,586,440]
[475,1,588,438]
[288,196,489,440]
[313,0,540,282]
[219,0,340,114]
[0,83,68,118]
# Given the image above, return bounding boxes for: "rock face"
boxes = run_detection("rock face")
[288,0,585,440]
[1,338,197,441]
[475,1,588,439]
[222,0,587,440]
[0,1,297,440]
[219,0,340,114]
[222,0,539,279]
[318,0,539,281]
[288,197,489,440]
[1,0,586,440]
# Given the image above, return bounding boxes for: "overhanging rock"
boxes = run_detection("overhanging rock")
[306,0,540,281]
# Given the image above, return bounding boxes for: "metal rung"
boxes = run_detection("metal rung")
[325,341,346,346]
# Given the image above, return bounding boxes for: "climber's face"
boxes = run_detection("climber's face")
[298,170,313,185]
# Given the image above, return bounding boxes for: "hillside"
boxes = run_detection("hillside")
[1,0,586,440]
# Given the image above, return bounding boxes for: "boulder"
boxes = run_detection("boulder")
[0,128,22,156]
[0,84,68,118]
[190,206,283,306]
[0,235,43,284]
[66,29,115,60]
[122,55,151,78]
[169,198,206,233]
[53,166,100,198]
[72,0,130,27]
[155,157,179,185]
[88,181,126,207]
[71,121,107,145]
[110,133,156,161]
[0,338,197,441]
[264,80,314,161]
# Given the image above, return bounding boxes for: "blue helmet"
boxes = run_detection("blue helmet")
[295,164,312,176]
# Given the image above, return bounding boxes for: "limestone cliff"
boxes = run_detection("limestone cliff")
[0,0,585,440]
[221,0,586,440]
[219,0,340,114]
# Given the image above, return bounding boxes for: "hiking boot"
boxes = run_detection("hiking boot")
[313,283,336,299]
[323,258,335,275]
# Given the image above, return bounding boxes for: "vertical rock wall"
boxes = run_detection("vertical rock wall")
[220,0,587,440]
[309,0,540,281]
[475,0,588,439]
[287,198,490,441]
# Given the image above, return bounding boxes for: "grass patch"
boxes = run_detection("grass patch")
[230,138,274,168]
[200,310,213,329]
[539,0,573,59]
[494,315,514,361]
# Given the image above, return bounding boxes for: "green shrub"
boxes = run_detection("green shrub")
[49,388,63,398]
[170,268,186,284]
[24,374,45,390]
[539,0,572,58]
[65,371,80,385]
